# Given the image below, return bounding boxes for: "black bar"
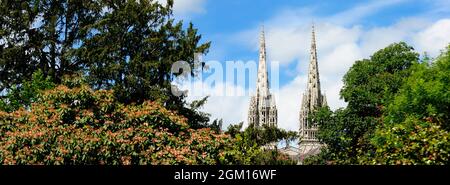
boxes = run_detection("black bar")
[0,165,448,184]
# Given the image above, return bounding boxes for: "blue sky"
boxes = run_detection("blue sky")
[166,0,450,131]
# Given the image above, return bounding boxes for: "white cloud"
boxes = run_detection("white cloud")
[330,0,407,25]
[273,76,305,131]
[173,0,206,15]
[183,80,250,130]
[203,95,249,129]
[320,42,362,76]
[414,19,450,56]
[360,18,431,56]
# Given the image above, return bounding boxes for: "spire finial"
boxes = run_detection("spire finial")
[307,22,321,107]
[260,24,265,45]
[311,22,316,46]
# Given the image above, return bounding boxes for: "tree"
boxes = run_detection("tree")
[1,0,211,128]
[369,45,450,165]
[0,70,55,112]
[0,0,101,90]
[383,46,450,130]
[341,42,419,117]
[73,0,211,128]
[220,123,298,165]
[307,42,420,164]
[209,118,223,133]
[282,129,299,147]
[304,107,376,164]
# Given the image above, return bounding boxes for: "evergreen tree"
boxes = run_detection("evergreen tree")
[0,0,101,90]
[1,0,211,127]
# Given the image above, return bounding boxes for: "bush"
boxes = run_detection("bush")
[370,117,449,165]
[0,84,231,165]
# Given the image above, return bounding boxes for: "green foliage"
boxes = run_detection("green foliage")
[75,0,211,128]
[0,0,102,88]
[369,45,450,165]
[302,148,334,165]
[252,150,299,165]
[307,107,377,164]
[0,77,299,165]
[182,96,212,129]
[0,83,230,165]
[384,48,450,130]
[341,42,419,117]
[0,70,55,112]
[370,117,449,165]
[220,123,298,165]
[209,118,223,133]
[308,42,419,164]
[0,0,211,128]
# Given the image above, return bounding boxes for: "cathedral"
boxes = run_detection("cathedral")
[247,27,278,128]
[247,25,326,161]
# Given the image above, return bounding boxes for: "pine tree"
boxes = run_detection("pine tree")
[1,0,211,127]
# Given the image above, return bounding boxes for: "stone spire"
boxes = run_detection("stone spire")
[256,26,269,97]
[248,26,277,128]
[299,24,327,147]
[306,24,324,110]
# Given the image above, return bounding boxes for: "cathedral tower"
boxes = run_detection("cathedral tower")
[299,25,327,148]
[248,27,278,128]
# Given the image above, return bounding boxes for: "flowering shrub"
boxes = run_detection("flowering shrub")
[370,117,449,165]
[0,84,231,165]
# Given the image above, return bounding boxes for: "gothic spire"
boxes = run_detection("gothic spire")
[306,24,323,109]
[248,25,277,129]
[298,24,326,150]
[310,24,317,66]
[256,25,269,97]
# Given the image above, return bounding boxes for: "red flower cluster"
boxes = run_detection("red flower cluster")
[0,85,231,165]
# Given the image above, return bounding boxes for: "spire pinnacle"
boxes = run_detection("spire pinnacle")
[310,23,317,60]
[298,23,327,148]
[256,25,269,96]
[307,24,322,108]
[248,25,277,129]
[259,25,266,58]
